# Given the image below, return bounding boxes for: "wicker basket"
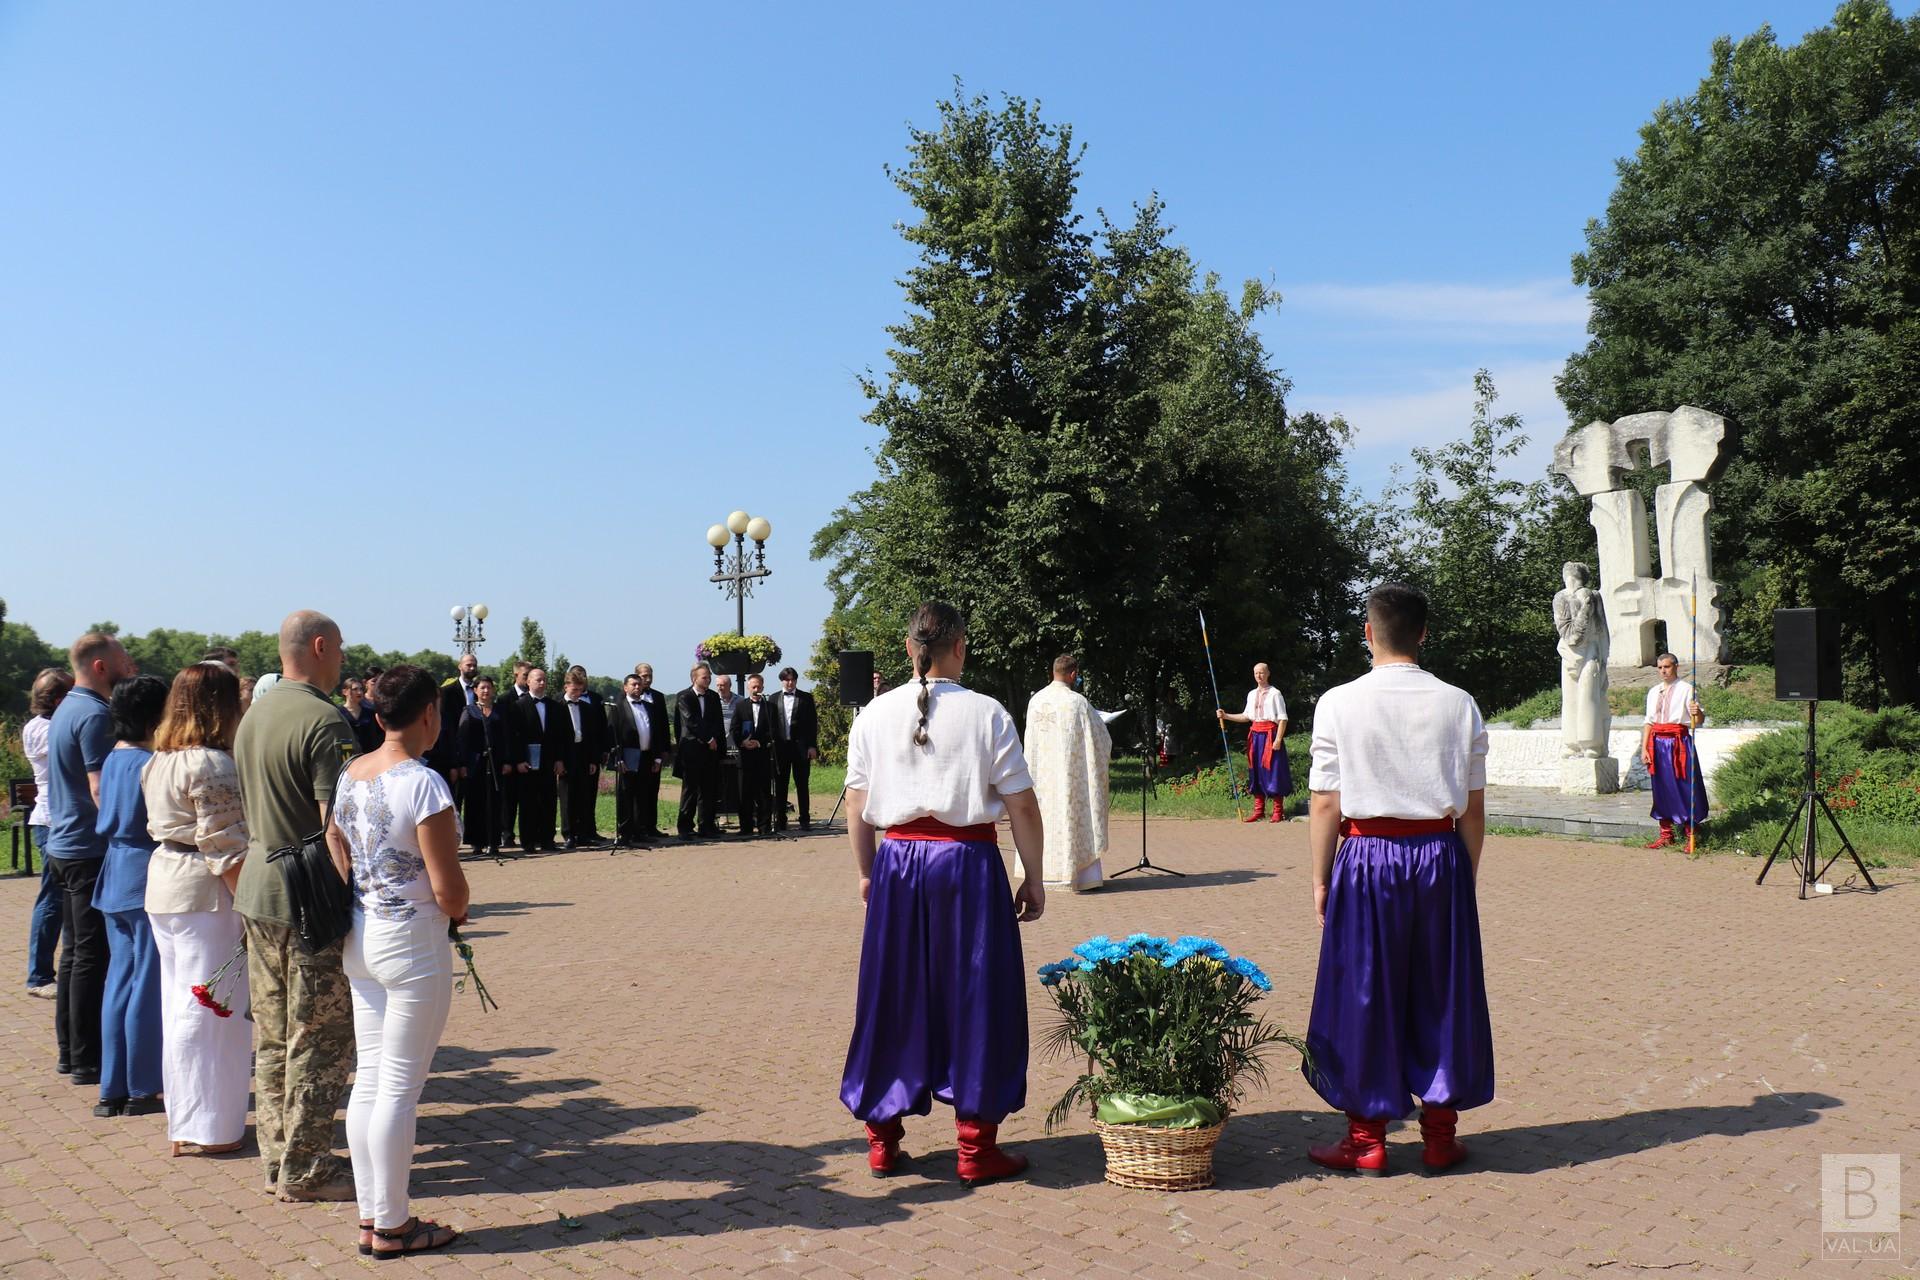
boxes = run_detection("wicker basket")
[1092,1117,1226,1190]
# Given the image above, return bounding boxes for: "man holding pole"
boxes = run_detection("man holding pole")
[1218,663,1291,822]
[1642,652,1707,850]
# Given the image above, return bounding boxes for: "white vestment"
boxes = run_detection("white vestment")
[1025,681,1111,890]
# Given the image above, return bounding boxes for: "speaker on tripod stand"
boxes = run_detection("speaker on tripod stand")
[821,651,874,832]
[1756,609,1877,897]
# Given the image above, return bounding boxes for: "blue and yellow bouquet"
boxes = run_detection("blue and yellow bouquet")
[1036,934,1306,1130]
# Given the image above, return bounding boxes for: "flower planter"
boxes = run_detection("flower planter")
[1093,1117,1226,1190]
[707,651,763,677]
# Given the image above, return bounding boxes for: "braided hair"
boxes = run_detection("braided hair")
[906,601,966,747]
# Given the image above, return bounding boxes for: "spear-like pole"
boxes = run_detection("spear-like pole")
[1198,608,1244,820]
[1687,573,1698,857]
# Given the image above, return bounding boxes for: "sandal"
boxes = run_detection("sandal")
[371,1217,460,1259]
[358,1221,373,1257]
[171,1139,246,1157]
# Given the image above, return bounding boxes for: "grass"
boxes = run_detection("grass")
[1490,664,1797,727]
[2,818,43,876]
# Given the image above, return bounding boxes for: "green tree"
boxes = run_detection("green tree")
[0,618,64,718]
[814,89,1367,751]
[1373,372,1588,715]
[1559,0,1920,703]
[505,616,548,680]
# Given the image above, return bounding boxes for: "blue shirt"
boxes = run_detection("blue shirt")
[43,686,114,860]
[93,746,156,913]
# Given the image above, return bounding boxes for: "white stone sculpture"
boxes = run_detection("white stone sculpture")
[1553,562,1619,794]
[1551,406,1729,668]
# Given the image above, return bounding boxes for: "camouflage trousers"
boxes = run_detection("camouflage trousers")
[243,917,353,1190]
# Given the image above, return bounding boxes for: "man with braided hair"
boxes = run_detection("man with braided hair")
[840,601,1046,1185]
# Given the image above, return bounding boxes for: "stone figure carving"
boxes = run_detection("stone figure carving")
[1551,406,1729,668]
[1553,562,1611,759]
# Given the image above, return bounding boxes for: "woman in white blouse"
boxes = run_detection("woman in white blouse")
[141,662,251,1156]
[326,665,468,1260]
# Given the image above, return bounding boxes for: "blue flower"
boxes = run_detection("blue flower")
[1036,960,1076,987]
[1226,956,1273,991]
[1122,933,1171,958]
[1072,935,1116,960]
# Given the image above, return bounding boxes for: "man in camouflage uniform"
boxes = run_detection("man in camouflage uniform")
[233,611,358,1201]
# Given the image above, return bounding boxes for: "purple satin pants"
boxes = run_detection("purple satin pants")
[1648,736,1710,825]
[1304,832,1495,1120]
[840,837,1028,1125]
[1247,728,1292,798]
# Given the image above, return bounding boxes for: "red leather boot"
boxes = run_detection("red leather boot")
[1270,801,1286,822]
[1646,820,1675,850]
[1307,1113,1389,1175]
[955,1119,1028,1185]
[1242,797,1266,823]
[1418,1106,1468,1172]
[864,1119,908,1176]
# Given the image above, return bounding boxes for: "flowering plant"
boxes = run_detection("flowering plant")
[450,923,500,1013]
[191,940,248,1018]
[1036,934,1306,1130]
[693,633,782,666]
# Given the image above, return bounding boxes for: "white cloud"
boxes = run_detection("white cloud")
[1285,279,1589,339]
[1293,358,1572,488]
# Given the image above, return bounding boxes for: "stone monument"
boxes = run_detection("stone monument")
[1553,561,1617,794]
[1551,406,1729,668]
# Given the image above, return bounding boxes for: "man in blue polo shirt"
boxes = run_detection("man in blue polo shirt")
[43,631,135,1086]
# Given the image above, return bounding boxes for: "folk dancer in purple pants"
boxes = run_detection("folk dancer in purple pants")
[839,602,1048,1185]
[1303,583,1495,1175]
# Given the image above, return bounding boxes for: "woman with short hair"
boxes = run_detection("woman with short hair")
[327,664,469,1258]
[92,673,172,1117]
[143,661,253,1154]
[23,668,74,1002]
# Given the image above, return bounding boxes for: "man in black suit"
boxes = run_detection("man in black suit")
[732,673,775,836]
[608,666,671,845]
[430,652,482,790]
[497,660,533,846]
[509,666,566,851]
[673,663,725,838]
[769,666,820,831]
[558,666,606,848]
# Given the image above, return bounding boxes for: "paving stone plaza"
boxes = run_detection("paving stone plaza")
[2,820,1912,1278]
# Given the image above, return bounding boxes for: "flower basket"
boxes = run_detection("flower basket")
[1092,1117,1226,1191]
[1037,934,1306,1192]
[695,633,782,678]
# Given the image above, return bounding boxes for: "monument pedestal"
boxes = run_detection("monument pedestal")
[1561,756,1620,796]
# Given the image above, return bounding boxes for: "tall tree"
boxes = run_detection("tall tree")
[1373,372,1588,715]
[814,89,1367,751]
[1559,0,1920,703]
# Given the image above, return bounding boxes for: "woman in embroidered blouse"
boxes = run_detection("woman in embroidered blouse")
[325,664,468,1259]
[142,662,252,1155]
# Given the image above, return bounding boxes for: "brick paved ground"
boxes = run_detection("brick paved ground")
[1,822,1914,1279]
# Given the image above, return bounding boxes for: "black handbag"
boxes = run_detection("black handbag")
[266,767,355,954]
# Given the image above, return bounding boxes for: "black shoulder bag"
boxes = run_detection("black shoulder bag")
[266,765,356,954]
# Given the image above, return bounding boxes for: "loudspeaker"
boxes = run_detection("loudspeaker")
[837,650,874,706]
[1774,608,1842,702]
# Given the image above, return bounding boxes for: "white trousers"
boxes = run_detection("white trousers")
[344,907,453,1229]
[151,907,252,1145]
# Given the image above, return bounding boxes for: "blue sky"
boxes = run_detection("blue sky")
[1,1,1891,684]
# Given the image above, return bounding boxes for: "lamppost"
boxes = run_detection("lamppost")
[706,510,772,636]
[451,603,489,656]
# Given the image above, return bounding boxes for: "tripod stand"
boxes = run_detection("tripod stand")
[1110,720,1182,880]
[1756,701,1878,898]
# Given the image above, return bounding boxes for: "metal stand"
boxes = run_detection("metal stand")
[1756,701,1877,898]
[1110,731,1182,880]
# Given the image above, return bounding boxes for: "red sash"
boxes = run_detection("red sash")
[885,817,998,844]
[1248,721,1281,769]
[1649,722,1693,779]
[1340,817,1456,838]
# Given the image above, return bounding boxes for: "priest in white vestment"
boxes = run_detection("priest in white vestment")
[1026,654,1111,891]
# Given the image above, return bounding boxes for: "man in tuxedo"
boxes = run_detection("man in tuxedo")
[769,666,819,831]
[673,663,725,839]
[558,666,606,848]
[732,673,775,837]
[608,667,671,845]
[509,667,566,851]
[497,660,533,845]
[430,652,482,789]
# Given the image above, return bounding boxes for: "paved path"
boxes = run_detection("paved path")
[1,821,1914,1278]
